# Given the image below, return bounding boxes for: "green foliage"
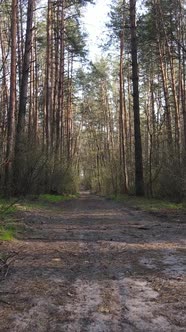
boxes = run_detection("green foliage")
[66,18,88,57]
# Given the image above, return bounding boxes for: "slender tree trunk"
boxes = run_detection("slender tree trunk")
[130,0,144,196]
[0,25,9,145]
[13,0,34,194]
[4,0,17,192]
[59,0,65,161]
[119,29,127,193]
[158,45,173,150]
[46,0,52,156]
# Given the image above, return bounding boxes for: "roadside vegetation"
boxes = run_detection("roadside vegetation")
[0,198,18,241]
[110,194,186,216]
[0,226,15,241]
[39,194,79,203]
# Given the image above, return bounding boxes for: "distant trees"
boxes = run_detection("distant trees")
[76,59,120,194]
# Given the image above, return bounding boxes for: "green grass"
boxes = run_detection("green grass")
[18,200,48,211]
[0,199,22,241]
[111,194,186,212]
[0,225,15,241]
[0,198,18,216]
[39,193,78,203]
[15,193,79,212]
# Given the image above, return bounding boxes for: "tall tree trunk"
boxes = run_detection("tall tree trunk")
[158,44,173,150]
[45,0,52,156]
[119,28,127,193]
[130,0,144,196]
[13,0,34,194]
[4,0,17,192]
[59,0,65,161]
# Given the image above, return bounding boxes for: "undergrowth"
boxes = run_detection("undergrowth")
[0,199,18,241]
[0,199,18,215]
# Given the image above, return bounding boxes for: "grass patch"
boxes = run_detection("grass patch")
[0,198,18,216]
[39,193,78,203]
[110,194,186,212]
[18,200,48,211]
[17,193,79,211]
[0,225,15,241]
[0,199,21,241]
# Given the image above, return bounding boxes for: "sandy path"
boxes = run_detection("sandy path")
[0,192,186,331]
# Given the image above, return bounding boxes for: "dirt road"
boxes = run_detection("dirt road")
[0,192,186,331]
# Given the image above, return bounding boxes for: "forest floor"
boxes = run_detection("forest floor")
[0,192,186,332]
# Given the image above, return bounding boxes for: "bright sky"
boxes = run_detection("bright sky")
[82,0,111,60]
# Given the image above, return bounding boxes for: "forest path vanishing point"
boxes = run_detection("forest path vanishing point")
[0,192,186,332]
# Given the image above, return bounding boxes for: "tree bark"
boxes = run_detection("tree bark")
[130,0,144,196]
[4,0,17,191]
[13,0,34,194]
[119,28,128,194]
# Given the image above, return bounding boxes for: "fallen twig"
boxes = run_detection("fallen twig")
[0,299,11,306]
[0,252,19,279]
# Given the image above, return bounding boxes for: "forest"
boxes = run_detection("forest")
[0,0,186,199]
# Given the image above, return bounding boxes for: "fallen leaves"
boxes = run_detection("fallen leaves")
[98,305,110,314]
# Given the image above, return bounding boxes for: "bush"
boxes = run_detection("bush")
[156,159,184,202]
[48,162,79,195]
